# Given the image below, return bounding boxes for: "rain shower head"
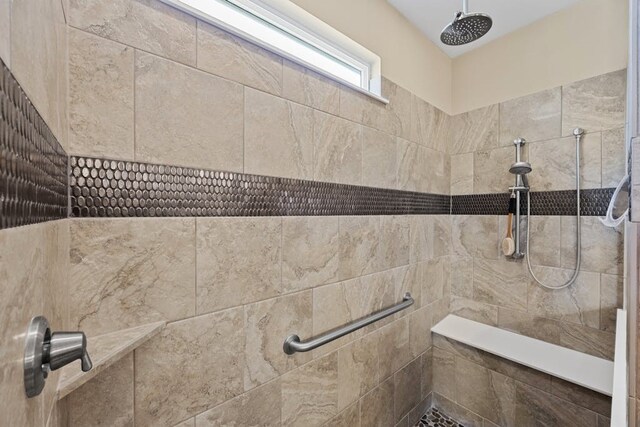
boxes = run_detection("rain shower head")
[440,0,493,46]
[509,161,532,175]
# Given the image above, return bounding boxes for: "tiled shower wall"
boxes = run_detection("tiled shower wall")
[435,70,627,426]
[57,1,451,426]
[0,1,70,426]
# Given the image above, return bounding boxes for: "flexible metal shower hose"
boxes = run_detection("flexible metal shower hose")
[525,130,582,290]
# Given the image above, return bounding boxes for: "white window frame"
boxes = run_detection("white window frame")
[158,0,388,103]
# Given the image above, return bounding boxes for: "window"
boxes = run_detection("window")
[159,0,387,102]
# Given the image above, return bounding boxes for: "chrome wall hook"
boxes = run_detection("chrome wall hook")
[24,316,92,398]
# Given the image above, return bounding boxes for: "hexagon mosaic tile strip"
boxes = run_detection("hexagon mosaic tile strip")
[0,58,67,229]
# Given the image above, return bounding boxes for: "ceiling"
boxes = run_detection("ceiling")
[387,0,581,58]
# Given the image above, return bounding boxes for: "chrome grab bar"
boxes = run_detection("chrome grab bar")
[283,292,414,355]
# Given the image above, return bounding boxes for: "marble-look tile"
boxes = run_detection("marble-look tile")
[562,69,626,136]
[527,266,601,328]
[282,59,340,115]
[451,153,474,195]
[68,0,197,65]
[282,217,339,293]
[70,219,195,336]
[360,378,395,427]
[450,104,499,154]
[561,217,623,275]
[326,401,360,427]
[174,418,195,427]
[362,126,398,189]
[450,296,498,326]
[135,52,243,171]
[408,395,431,427]
[452,215,499,260]
[68,28,134,158]
[394,356,422,422]
[527,216,561,267]
[340,78,411,140]
[497,308,561,345]
[425,146,451,194]
[379,216,410,270]
[474,145,516,194]
[499,87,562,144]
[196,217,281,314]
[432,393,484,427]
[550,377,611,417]
[602,127,626,187]
[281,352,338,426]
[432,347,456,401]
[410,94,449,152]
[515,382,598,426]
[313,110,363,185]
[422,257,450,306]
[559,322,615,360]
[422,348,433,399]
[378,317,411,381]
[598,414,611,427]
[312,281,357,357]
[194,379,281,426]
[0,0,9,66]
[397,138,427,192]
[529,132,602,191]
[351,270,398,332]
[455,358,516,426]
[244,291,312,390]
[338,334,379,411]
[600,274,623,332]
[11,0,67,144]
[409,305,433,357]
[244,88,314,180]
[197,21,282,95]
[135,309,244,426]
[396,264,422,315]
[473,257,528,310]
[410,215,451,263]
[338,216,380,280]
[451,257,474,298]
[65,354,134,427]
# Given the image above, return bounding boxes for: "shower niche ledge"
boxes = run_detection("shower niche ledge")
[432,315,614,396]
[56,321,166,399]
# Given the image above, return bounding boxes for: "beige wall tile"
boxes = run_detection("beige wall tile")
[379,216,410,270]
[498,307,562,347]
[452,215,498,260]
[529,132,602,191]
[135,52,243,171]
[282,353,338,426]
[455,358,516,426]
[422,257,450,306]
[474,145,515,194]
[282,59,340,115]
[408,305,432,357]
[70,218,195,336]
[397,138,428,192]
[451,153,473,195]
[197,21,282,95]
[515,382,598,426]
[11,0,67,146]
[312,280,356,356]
[425,146,451,194]
[378,317,411,381]
[561,217,623,275]
[362,126,397,189]
[450,296,498,326]
[559,322,615,360]
[313,110,363,185]
[410,215,451,263]
[499,87,561,144]
[527,216,561,267]
[600,273,623,332]
[432,347,456,401]
[65,354,134,427]
[527,266,601,329]
[410,94,449,152]
[550,377,611,417]
[602,127,626,187]
[0,0,9,67]
[421,348,433,399]
[562,69,626,136]
[432,393,484,427]
[351,270,397,332]
[174,418,195,427]
[326,401,360,427]
[245,88,314,180]
[450,104,499,154]
[473,257,528,310]
[338,334,379,411]
[282,217,339,293]
[68,0,197,65]
[338,216,380,280]
[451,257,474,298]
[68,28,134,158]
[244,291,312,390]
[394,356,422,422]
[197,217,281,314]
[360,378,395,427]
[194,379,281,426]
[135,308,244,426]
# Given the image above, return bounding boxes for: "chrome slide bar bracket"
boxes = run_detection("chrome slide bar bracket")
[283,292,414,355]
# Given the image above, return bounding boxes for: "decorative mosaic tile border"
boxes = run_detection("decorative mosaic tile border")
[452,188,615,216]
[0,59,67,229]
[69,156,451,218]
